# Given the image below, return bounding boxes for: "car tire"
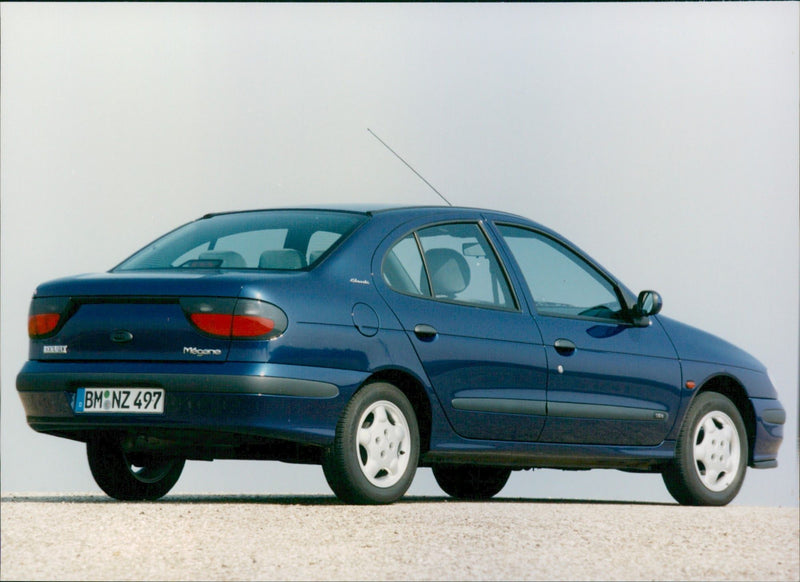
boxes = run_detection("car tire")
[662,392,748,506]
[86,434,185,501]
[322,381,419,504]
[432,464,511,500]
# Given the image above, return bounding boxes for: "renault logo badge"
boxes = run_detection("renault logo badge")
[110,330,134,344]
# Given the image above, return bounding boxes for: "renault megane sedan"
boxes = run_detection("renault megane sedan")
[17,205,785,504]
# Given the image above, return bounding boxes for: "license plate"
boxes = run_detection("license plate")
[75,388,165,414]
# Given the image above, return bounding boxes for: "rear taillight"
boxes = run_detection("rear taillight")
[28,297,72,339]
[181,297,287,340]
[182,297,237,337]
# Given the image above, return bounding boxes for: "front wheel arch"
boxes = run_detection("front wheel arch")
[663,391,748,505]
[694,375,756,466]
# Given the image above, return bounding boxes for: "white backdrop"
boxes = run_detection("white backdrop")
[2,3,797,505]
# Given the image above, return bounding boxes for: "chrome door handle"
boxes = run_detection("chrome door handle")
[414,324,438,341]
[554,338,576,355]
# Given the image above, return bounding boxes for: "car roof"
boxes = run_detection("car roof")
[200,204,530,221]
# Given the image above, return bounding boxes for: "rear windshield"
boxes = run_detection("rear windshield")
[114,210,368,271]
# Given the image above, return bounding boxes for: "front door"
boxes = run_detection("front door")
[494,224,682,446]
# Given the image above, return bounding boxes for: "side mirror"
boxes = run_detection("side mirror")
[634,290,663,320]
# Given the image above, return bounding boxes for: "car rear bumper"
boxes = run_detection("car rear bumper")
[17,360,369,449]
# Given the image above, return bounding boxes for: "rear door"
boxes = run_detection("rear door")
[374,217,548,442]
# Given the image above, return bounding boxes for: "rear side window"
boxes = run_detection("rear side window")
[382,234,431,297]
[306,231,343,265]
[382,223,515,310]
[114,210,367,271]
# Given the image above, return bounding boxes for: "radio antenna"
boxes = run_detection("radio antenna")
[367,128,452,206]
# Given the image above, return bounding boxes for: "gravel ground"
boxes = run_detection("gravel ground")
[1,494,797,581]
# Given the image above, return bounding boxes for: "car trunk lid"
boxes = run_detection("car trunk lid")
[28,271,265,362]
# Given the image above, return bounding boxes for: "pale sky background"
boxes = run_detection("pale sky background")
[1,3,798,506]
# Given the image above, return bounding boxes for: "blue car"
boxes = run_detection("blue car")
[17,205,785,505]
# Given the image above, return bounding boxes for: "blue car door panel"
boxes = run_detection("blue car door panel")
[375,220,549,442]
[493,223,682,446]
[391,295,547,442]
[536,316,681,445]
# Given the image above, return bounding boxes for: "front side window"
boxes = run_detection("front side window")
[497,225,624,321]
[114,210,367,271]
[383,223,515,310]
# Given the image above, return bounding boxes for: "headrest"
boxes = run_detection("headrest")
[259,249,305,270]
[425,248,470,296]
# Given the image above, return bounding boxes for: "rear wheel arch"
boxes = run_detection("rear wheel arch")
[695,375,756,465]
[364,369,432,455]
[322,379,419,504]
